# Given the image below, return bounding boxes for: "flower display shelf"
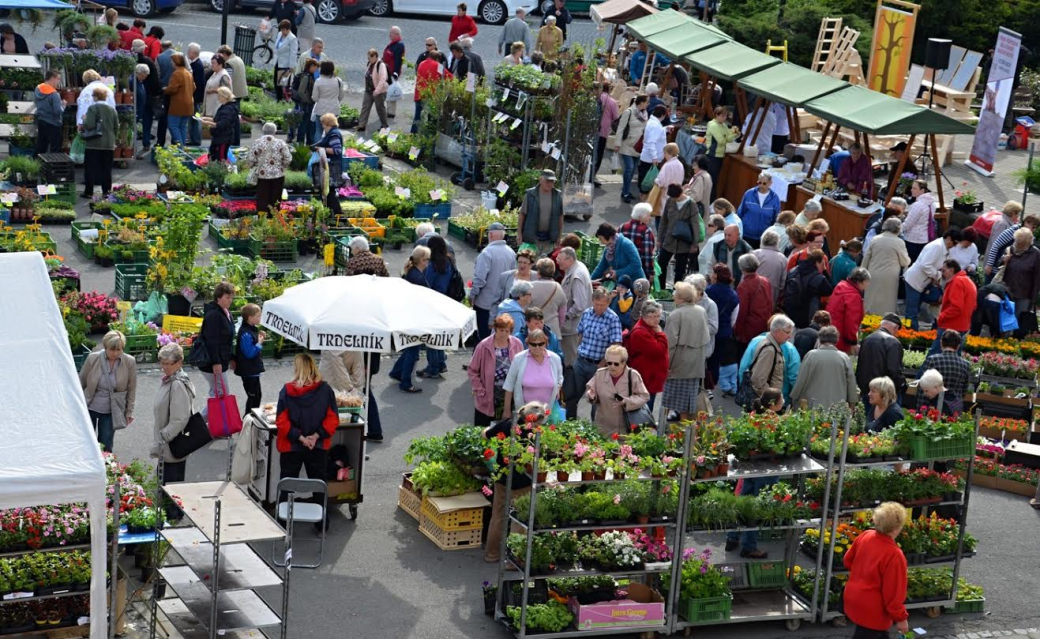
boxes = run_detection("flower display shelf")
[151,481,288,639]
[815,413,980,622]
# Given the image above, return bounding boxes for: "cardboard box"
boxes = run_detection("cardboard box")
[328,479,358,500]
[567,584,666,631]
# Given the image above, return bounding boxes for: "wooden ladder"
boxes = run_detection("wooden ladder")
[812,17,843,72]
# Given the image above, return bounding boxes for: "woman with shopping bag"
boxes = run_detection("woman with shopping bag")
[198,281,237,419]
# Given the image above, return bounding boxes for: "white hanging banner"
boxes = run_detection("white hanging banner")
[966,27,1022,176]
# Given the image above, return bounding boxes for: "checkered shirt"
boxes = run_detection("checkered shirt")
[576,307,623,361]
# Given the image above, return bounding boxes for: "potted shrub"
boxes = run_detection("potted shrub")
[952,187,983,213]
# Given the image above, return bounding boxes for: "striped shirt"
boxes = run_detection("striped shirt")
[984,223,1021,269]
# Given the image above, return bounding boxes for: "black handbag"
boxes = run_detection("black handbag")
[735,343,780,412]
[167,412,212,459]
[671,219,694,244]
[80,105,104,140]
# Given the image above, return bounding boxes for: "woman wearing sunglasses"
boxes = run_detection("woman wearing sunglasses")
[585,345,650,437]
[502,329,564,421]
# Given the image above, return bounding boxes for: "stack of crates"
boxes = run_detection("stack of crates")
[577,231,604,271]
[38,153,76,184]
[397,473,421,521]
[418,493,485,551]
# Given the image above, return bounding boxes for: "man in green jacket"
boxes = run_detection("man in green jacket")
[518,169,563,257]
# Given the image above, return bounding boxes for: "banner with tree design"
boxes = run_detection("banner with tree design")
[867,0,919,96]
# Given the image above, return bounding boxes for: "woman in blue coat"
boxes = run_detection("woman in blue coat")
[591,222,646,284]
[418,235,456,378]
[737,173,781,250]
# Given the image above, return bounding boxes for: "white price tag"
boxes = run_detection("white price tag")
[502,88,510,101]
[387,133,399,143]
[395,186,411,199]
[541,141,551,153]
[550,147,561,160]
[408,146,420,160]
[281,189,288,200]
[511,118,522,130]
[913,629,927,636]
[496,181,509,196]
[1,193,18,203]
[516,92,528,110]
[36,184,49,196]
[379,127,390,136]
[466,71,476,93]
[429,189,443,201]
[437,63,445,75]
[77,616,89,626]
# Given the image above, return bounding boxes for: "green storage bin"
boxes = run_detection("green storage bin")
[114,263,150,302]
[951,598,985,613]
[72,221,101,259]
[747,561,788,588]
[905,435,974,461]
[209,219,252,255]
[249,235,298,262]
[679,595,732,624]
[72,344,93,371]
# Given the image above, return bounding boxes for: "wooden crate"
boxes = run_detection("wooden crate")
[399,485,421,521]
[419,517,482,551]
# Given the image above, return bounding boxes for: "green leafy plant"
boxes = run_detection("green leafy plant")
[505,601,573,632]
[410,460,482,497]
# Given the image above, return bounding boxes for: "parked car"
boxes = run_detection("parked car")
[95,0,185,17]
[211,0,373,23]
[368,0,533,25]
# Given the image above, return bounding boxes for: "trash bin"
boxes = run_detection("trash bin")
[234,25,257,66]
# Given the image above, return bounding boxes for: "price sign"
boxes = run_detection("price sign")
[395,186,411,199]
[550,147,561,160]
[379,127,390,136]
[502,88,510,101]
[387,133,399,143]
[408,146,420,161]
[496,181,509,196]
[281,188,289,200]
[510,118,522,130]
[1,193,18,203]
[429,189,443,201]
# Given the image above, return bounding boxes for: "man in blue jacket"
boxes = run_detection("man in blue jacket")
[737,173,781,250]
[737,328,801,405]
[34,70,64,156]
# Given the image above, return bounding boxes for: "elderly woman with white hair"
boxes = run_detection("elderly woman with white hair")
[536,14,563,59]
[496,280,534,331]
[246,121,292,214]
[790,326,858,409]
[915,368,954,417]
[76,69,115,127]
[861,216,910,315]
[79,331,138,452]
[1002,226,1040,337]
[201,85,238,162]
[132,62,156,157]
[618,202,656,282]
[152,343,196,519]
[794,199,822,227]
[663,282,712,421]
[344,236,389,276]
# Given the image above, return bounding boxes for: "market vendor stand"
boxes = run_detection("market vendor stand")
[0,253,109,639]
[589,0,657,54]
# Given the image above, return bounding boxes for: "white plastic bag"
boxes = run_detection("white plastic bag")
[386,81,403,103]
[610,152,621,173]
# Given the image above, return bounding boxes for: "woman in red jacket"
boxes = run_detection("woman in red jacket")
[843,502,909,638]
[734,254,773,348]
[627,300,668,412]
[448,2,478,43]
[276,353,340,532]
[826,267,870,354]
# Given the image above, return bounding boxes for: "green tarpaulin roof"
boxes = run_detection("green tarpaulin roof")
[625,8,696,39]
[682,41,781,82]
[803,84,976,135]
[645,24,728,59]
[738,62,850,107]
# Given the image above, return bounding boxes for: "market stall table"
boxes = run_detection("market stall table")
[788,186,883,247]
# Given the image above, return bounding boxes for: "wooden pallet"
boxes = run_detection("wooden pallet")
[820,27,861,78]
[812,17,843,73]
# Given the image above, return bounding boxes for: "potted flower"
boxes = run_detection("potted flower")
[672,548,733,623]
[952,186,983,213]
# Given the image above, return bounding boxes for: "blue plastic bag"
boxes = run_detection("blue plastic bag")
[306,150,320,180]
[999,295,1019,334]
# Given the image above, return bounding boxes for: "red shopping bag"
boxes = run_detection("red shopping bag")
[207,374,242,438]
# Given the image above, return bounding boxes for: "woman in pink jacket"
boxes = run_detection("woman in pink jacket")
[467,314,524,426]
[356,48,389,133]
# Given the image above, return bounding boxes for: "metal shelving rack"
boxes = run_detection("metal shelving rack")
[669,422,836,634]
[149,477,288,639]
[815,414,979,623]
[493,432,684,639]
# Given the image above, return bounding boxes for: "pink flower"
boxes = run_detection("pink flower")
[481,485,493,497]
[613,494,621,505]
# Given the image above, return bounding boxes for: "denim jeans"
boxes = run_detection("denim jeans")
[726,477,778,551]
[718,364,738,393]
[475,306,492,342]
[89,410,115,452]
[620,154,638,198]
[138,106,153,148]
[565,356,600,420]
[167,114,189,146]
[423,348,447,375]
[411,100,423,134]
[905,284,925,330]
[188,102,202,145]
[366,388,382,437]
[390,346,421,390]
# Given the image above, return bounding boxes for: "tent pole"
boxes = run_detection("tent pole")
[608,25,618,56]
[749,99,770,148]
[862,132,874,197]
[662,63,676,108]
[931,134,947,212]
[361,354,372,497]
[810,121,831,174]
[885,134,915,207]
[737,96,763,154]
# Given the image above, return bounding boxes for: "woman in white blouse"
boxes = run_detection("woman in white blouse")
[901,179,937,263]
[204,55,232,117]
[76,69,115,127]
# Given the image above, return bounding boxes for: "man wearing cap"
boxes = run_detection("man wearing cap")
[856,312,906,411]
[519,170,564,257]
[470,223,518,342]
[883,141,919,200]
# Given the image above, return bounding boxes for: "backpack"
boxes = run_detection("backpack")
[735,342,780,412]
[781,267,807,319]
[446,262,466,302]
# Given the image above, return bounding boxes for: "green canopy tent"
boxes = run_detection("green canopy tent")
[735,62,851,154]
[801,83,976,208]
[681,40,783,121]
[624,8,695,39]
[643,22,727,60]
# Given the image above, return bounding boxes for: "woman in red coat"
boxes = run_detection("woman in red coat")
[627,300,668,412]
[734,254,773,347]
[843,502,909,638]
[826,268,870,354]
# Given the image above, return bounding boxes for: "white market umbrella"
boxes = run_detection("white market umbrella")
[260,274,477,352]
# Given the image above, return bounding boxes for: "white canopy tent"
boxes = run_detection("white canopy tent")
[0,253,108,639]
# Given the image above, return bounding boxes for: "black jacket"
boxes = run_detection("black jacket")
[448,52,469,78]
[234,322,266,378]
[855,326,905,395]
[486,418,531,489]
[784,260,834,328]
[137,54,161,98]
[268,0,299,33]
[793,323,820,360]
[201,301,235,372]
[466,50,485,78]
[866,402,903,433]
[211,100,240,146]
[190,57,205,105]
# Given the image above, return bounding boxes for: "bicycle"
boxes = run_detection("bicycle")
[252,19,276,67]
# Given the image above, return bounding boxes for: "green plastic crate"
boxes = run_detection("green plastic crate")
[447,219,467,241]
[747,561,788,588]
[679,595,732,624]
[579,236,603,270]
[122,332,158,355]
[106,241,152,265]
[249,235,298,262]
[334,235,353,271]
[72,221,101,259]
[209,220,251,255]
[72,344,93,371]
[905,435,974,461]
[114,263,150,301]
[951,598,985,613]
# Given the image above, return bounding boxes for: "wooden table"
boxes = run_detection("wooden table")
[788,186,882,247]
[718,153,800,209]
